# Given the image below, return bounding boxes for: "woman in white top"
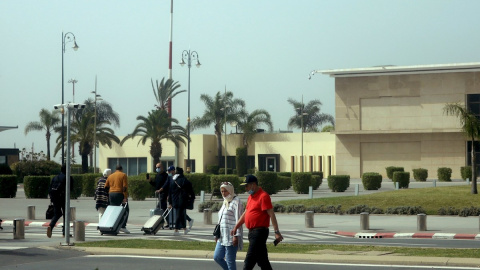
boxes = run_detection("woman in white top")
[213,182,243,270]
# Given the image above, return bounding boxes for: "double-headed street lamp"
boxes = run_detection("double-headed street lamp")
[221,102,230,175]
[180,50,200,171]
[61,32,79,165]
[297,95,308,172]
[91,77,102,173]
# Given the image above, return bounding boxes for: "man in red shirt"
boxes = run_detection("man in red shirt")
[232,175,283,270]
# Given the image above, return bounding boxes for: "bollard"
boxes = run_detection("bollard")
[360,212,369,230]
[308,186,313,199]
[305,211,314,228]
[13,218,25,239]
[204,208,212,225]
[395,182,399,190]
[433,179,436,187]
[200,191,205,203]
[467,178,470,185]
[355,184,359,196]
[27,205,35,220]
[417,213,427,231]
[74,220,85,242]
[70,207,76,221]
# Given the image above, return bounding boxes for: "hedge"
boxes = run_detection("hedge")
[128,178,152,200]
[437,167,452,182]
[362,172,382,190]
[11,160,61,183]
[393,171,410,189]
[385,166,404,180]
[185,173,211,194]
[256,171,278,195]
[412,168,428,182]
[291,172,312,194]
[210,175,241,198]
[24,176,50,198]
[235,147,248,176]
[461,166,472,181]
[277,176,291,191]
[327,175,350,192]
[0,175,17,198]
[82,173,102,197]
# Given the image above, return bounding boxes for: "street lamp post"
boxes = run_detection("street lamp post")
[91,77,102,174]
[61,32,79,165]
[298,95,308,172]
[180,50,200,171]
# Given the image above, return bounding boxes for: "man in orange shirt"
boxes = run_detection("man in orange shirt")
[105,164,130,234]
[231,175,283,270]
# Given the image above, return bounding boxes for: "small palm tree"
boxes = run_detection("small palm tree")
[151,78,186,112]
[287,98,334,132]
[237,109,273,148]
[444,102,479,194]
[121,109,188,164]
[191,91,245,166]
[24,108,61,160]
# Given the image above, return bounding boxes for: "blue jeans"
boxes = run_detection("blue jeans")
[244,227,272,270]
[214,240,238,270]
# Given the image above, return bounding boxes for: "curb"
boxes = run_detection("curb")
[336,231,480,240]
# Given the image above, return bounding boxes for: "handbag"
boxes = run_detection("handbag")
[213,209,224,238]
[46,203,54,219]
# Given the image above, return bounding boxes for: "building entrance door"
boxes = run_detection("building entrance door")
[266,157,276,171]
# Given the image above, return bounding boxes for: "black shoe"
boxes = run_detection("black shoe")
[62,234,73,237]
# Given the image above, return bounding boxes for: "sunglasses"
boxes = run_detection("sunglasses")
[221,182,232,186]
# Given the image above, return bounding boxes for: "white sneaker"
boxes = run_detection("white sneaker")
[120,228,130,234]
[188,219,194,230]
[173,231,181,236]
[184,229,190,235]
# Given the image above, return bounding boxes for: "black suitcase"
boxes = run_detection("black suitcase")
[97,203,127,235]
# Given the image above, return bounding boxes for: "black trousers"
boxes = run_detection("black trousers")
[244,227,272,270]
[49,196,65,234]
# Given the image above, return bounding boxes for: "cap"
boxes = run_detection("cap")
[167,165,175,172]
[240,174,258,185]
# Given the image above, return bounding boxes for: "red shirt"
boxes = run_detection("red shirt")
[244,187,273,229]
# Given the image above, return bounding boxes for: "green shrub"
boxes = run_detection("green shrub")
[82,173,102,197]
[273,203,286,213]
[235,147,248,176]
[185,173,211,194]
[210,175,241,198]
[327,175,350,192]
[277,176,291,190]
[247,168,256,174]
[11,160,61,183]
[218,168,233,175]
[291,172,312,194]
[393,171,410,189]
[206,165,220,175]
[0,175,17,198]
[286,204,306,213]
[0,164,13,175]
[345,204,384,214]
[361,172,382,190]
[305,204,343,214]
[385,206,425,215]
[385,166,404,180]
[128,178,151,200]
[198,201,223,212]
[461,166,472,181]
[278,172,292,178]
[24,176,50,198]
[70,174,83,199]
[437,167,452,181]
[412,168,428,182]
[256,171,278,195]
[311,175,322,190]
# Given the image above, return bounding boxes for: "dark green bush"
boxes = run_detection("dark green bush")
[327,175,350,192]
[393,171,410,189]
[185,173,211,194]
[218,168,233,175]
[291,172,312,194]
[273,203,286,213]
[256,171,278,195]
[305,204,343,214]
[311,175,322,190]
[0,164,13,175]
[361,172,382,190]
[210,175,241,198]
[198,201,222,212]
[412,168,428,182]
[206,165,220,175]
[345,204,384,214]
[70,174,83,199]
[235,147,248,176]
[385,166,404,180]
[11,160,61,183]
[461,166,472,181]
[437,167,452,181]
[128,178,151,200]
[0,175,17,198]
[385,206,425,215]
[286,204,306,213]
[24,176,50,198]
[247,168,256,174]
[82,173,102,197]
[277,176,291,190]
[277,172,292,178]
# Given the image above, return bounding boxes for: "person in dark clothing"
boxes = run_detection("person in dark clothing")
[150,163,168,210]
[94,168,111,222]
[47,164,73,238]
[167,167,195,236]
[159,165,175,229]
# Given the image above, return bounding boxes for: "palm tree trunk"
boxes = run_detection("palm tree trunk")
[46,132,51,161]
[472,138,478,194]
[81,154,89,173]
[216,131,222,167]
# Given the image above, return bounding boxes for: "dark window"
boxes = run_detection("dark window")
[467,94,480,117]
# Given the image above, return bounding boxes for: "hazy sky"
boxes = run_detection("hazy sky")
[1,0,480,164]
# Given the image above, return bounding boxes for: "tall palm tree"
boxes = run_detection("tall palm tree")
[121,109,188,164]
[237,109,273,149]
[444,102,480,194]
[152,77,186,111]
[24,108,61,160]
[191,91,245,166]
[287,98,334,132]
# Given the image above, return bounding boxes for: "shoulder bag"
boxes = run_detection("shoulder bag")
[213,209,224,238]
[46,203,54,219]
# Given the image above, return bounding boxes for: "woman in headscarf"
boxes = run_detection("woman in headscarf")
[213,182,243,270]
[94,168,111,222]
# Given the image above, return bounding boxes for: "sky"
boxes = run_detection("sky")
[1,0,480,164]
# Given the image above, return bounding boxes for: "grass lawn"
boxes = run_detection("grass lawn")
[276,185,478,215]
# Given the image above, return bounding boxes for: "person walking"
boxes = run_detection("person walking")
[159,165,175,229]
[214,182,243,270]
[231,175,283,270]
[150,163,168,211]
[168,167,195,236]
[104,164,130,234]
[94,168,111,222]
[47,164,73,238]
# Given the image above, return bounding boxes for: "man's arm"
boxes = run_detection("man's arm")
[231,211,246,236]
[267,208,283,242]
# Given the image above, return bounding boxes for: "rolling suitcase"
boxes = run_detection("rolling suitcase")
[97,203,127,235]
[142,207,172,235]
[150,193,163,217]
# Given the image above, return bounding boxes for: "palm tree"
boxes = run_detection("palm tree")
[237,109,273,149]
[287,98,334,132]
[24,108,61,160]
[152,77,186,111]
[191,91,245,166]
[444,102,480,194]
[121,109,188,164]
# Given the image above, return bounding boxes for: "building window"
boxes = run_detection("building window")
[291,156,295,172]
[184,160,196,173]
[108,157,147,176]
[309,156,313,172]
[318,156,323,172]
[467,94,480,118]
